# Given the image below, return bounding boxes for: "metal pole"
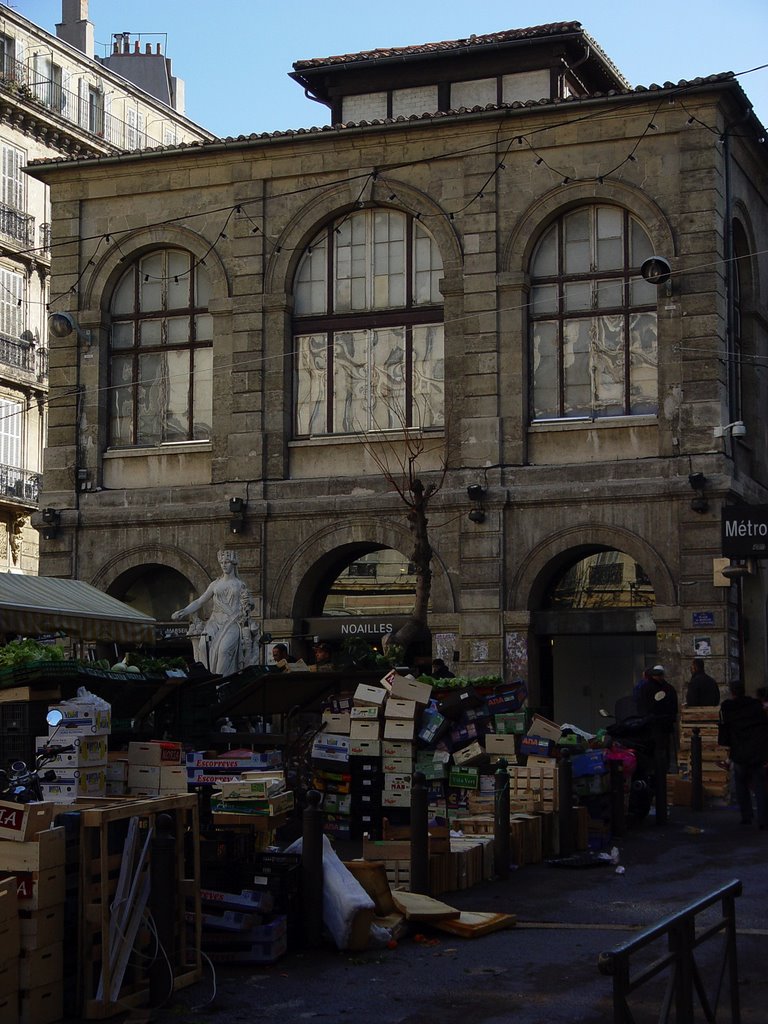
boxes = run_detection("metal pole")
[410,771,430,895]
[690,726,704,811]
[150,813,176,1006]
[494,757,510,879]
[302,789,324,948]
[558,750,574,857]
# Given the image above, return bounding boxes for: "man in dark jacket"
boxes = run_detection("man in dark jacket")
[718,680,768,828]
[686,658,721,706]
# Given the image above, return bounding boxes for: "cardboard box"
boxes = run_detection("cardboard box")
[216,773,285,801]
[381,756,412,774]
[50,700,110,737]
[390,674,432,705]
[383,719,415,741]
[381,739,414,759]
[322,711,351,734]
[19,980,62,1024]
[0,876,17,924]
[353,684,387,709]
[186,751,282,770]
[448,767,480,789]
[15,868,65,912]
[34,735,107,768]
[105,759,129,783]
[484,734,517,757]
[158,766,188,792]
[310,734,350,763]
[381,790,411,808]
[349,720,381,741]
[106,780,128,796]
[128,740,183,766]
[0,955,18,1001]
[382,774,411,794]
[19,942,62,989]
[0,803,52,843]
[384,698,416,720]
[453,741,486,766]
[526,714,561,742]
[128,764,160,790]
[494,711,531,735]
[0,828,65,873]
[350,706,379,721]
[349,739,381,758]
[19,907,63,951]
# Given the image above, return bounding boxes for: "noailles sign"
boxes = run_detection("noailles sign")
[722,506,768,559]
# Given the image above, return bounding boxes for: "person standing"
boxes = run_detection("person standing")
[636,664,679,771]
[718,680,768,828]
[686,658,720,706]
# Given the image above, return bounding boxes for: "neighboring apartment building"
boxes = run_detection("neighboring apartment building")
[0,0,213,575]
[28,23,768,725]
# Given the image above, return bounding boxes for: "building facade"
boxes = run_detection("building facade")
[29,24,768,726]
[0,0,213,576]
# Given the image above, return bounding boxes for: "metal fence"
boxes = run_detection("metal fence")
[598,879,742,1023]
[0,463,41,504]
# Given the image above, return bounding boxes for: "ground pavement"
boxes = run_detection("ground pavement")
[146,802,768,1024]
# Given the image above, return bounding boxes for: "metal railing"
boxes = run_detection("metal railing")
[598,879,742,1023]
[0,56,175,150]
[0,463,41,504]
[0,335,47,381]
[0,201,34,246]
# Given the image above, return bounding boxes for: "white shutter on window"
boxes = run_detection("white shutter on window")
[0,397,23,468]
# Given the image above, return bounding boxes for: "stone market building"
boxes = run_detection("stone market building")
[28,23,768,725]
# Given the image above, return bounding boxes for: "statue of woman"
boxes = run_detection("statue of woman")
[172,549,256,676]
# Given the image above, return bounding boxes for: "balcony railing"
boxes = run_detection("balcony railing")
[0,56,178,150]
[0,463,41,504]
[0,202,34,246]
[0,334,48,381]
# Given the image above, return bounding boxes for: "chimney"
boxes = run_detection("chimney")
[56,0,95,58]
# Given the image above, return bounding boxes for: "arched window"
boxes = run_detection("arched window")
[108,249,212,446]
[292,208,444,436]
[530,205,658,420]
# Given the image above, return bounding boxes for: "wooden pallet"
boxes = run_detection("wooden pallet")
[70,794,202,1019]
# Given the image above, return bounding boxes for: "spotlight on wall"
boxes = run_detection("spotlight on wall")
[640,256,672,287]
[40,507,61,540]
[47,312,92,349]
[467,484,486,524]
[229,496,246,534]
[688,472,709,513]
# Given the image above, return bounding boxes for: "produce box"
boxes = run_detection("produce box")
[353,684,387,709]
[0,827,65,873]
[383,718,415,741]
[389,675,433,705]
[14,867,65,912]
[34,735,107,768]
[384,698,416,720]
[0,802,52,842]
[128,740,184,765]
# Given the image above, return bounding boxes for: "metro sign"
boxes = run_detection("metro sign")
[722,506,768,558]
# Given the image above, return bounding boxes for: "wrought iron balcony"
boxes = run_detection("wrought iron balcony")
[0,335,48,382]
[0,463,41,504]
[0,202,34,246]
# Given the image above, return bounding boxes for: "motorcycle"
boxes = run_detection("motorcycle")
[600,696,657,823]
[0,709,75,803]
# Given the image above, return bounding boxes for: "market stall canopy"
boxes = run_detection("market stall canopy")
[0,574,156,643]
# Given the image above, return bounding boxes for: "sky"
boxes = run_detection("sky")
[10,0,768,137]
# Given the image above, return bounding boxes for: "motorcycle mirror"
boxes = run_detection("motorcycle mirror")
[46,709,64,728]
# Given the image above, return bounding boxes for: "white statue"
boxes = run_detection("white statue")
[172,549,259,676]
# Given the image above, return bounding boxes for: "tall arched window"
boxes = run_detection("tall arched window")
[530,205,658,420]
[292,208,444,436]
[108,249,212,446]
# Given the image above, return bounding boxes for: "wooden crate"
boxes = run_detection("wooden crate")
[73,794,201,1019]
[508,764,559,811]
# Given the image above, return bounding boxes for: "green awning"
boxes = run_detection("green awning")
[0,574,156,643]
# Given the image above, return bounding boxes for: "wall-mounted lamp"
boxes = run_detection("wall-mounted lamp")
[640,255,672,289]
[720,559,756,579]
[48,312,92,350]
[40,507,61,540]
[467,484,486,524]
[688,472,709,514]
[713,420,746,439]
[229,496,246,534]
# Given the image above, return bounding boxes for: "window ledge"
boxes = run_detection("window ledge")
[529,415,657,433]
[289,429,444,448]
[104,441,212,458]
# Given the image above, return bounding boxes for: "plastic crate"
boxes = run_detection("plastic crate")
[0,700,50,735]
[0,732,36,766]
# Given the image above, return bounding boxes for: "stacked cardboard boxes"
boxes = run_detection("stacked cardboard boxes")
[38,695,111,803]
[0,803,65,1024]
[125,740,186,797]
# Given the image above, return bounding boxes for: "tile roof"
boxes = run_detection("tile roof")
[27,74,748,168]
[292,22,586,71]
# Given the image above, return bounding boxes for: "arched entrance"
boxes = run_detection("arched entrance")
[533,549,657,731]
[106,563,197,656]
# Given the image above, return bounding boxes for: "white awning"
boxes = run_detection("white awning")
[0,574,156,643]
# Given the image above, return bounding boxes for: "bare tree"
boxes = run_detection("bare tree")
[358,413,452,654]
